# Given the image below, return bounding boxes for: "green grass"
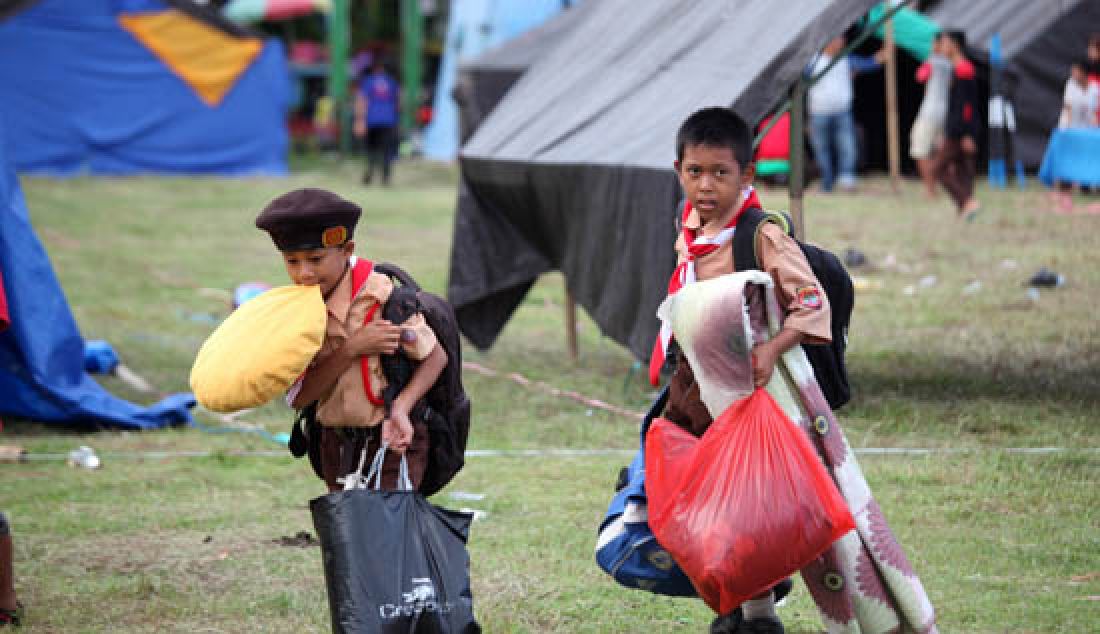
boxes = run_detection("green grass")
[3,159,1100,632]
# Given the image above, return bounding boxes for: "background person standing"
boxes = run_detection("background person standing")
[354,58,400,186]
[1086,35,1100,122]
[1059,60,1099,129]
[910,32,952,198]
[806,35,883,193]
[935,30,982,220]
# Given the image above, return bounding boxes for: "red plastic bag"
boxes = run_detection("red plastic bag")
[645,388,855,614]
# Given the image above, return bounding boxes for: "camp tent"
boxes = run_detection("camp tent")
[451,1,595,146]
[422,0,575,160]
[0,113,194,429]
[449,1,978,177]
[0,0,289,176]
[929,0,1100,168]
[449,0,881,362]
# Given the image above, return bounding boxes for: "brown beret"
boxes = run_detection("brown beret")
[255,188,361,251]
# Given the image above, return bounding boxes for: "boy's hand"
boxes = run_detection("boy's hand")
[752,328,804,388]
[751,340,781,388]
[383,409,414,454]
[349,320,402,356]
[961,136,977,154]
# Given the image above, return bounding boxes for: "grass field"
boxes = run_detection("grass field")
[3,157,1100,633]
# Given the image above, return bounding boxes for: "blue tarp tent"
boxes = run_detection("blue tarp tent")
[0,0,289,176]
[422,0,573,161]
[0,113,195,429]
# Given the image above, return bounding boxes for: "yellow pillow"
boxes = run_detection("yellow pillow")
[190,285,326,412]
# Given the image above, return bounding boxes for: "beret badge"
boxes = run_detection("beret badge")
[322,226,348,248]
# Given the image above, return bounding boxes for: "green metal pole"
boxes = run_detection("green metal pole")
[400,0,423,138]
[328,0,351,155]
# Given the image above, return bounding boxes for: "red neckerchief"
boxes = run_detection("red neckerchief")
[648,188,761,385]
[674,187,761,293]
[349,258,386,407]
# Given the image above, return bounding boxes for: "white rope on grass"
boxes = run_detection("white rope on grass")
[14,446,1100,462]
[466,447,1100,457]
[462,361,645,419]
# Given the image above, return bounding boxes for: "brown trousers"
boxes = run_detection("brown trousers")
[935,138,976,210]
[663,354,714,438]
[320,420,430,492]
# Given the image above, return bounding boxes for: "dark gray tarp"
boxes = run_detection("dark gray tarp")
[930,0,1099,168]
[449,0,879,361]
[453,1,595,144]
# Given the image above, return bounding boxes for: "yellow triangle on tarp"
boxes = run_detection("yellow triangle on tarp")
[119,10,263,107]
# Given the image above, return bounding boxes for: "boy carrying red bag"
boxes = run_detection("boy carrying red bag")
[644,109,937,634]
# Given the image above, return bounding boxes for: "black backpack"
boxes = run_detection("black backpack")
[732,208,853,410]
[375,263,471,496]
[288,263,471,497]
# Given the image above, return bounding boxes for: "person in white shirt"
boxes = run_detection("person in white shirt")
[806,36,883,192]
[910,33,953,197]
[1049,60,1100,212]
[1060,60,1099,129]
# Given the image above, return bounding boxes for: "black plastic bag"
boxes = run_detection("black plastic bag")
[311,449,480,634]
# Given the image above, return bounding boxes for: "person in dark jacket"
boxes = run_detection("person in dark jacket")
[935,30,982,220]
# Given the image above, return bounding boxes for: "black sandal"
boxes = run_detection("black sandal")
[0,602,23,627]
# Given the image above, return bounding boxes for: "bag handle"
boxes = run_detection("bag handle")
[341,444,413,491]
[367,444,414,491]
[374,262,422,292]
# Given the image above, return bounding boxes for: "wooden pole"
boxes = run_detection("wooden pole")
[789,79,807,241]
[884,16,901,192]
[564,285,578,362]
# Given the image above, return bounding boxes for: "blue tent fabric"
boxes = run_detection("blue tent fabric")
[0,115,195,429]
[0,0,289,176]
[422,0,571,161]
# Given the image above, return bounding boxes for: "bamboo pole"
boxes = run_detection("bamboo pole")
[789,79,807,241]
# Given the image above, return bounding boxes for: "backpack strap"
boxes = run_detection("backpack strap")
[639,385,670,442]
[731,207,795,272]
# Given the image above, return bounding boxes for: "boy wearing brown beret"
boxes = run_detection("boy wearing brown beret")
[256,188,446,491]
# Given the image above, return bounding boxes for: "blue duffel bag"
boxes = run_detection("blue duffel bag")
[595,387,697,597]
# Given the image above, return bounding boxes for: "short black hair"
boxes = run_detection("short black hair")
[676,107,753,167]
[945,29,967,51]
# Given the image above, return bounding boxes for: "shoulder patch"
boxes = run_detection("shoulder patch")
[797,285,823,310]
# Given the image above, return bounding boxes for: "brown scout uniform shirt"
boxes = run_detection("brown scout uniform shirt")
[664,210,832,437]
[309,256,438,427]
[300,256,439,491]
